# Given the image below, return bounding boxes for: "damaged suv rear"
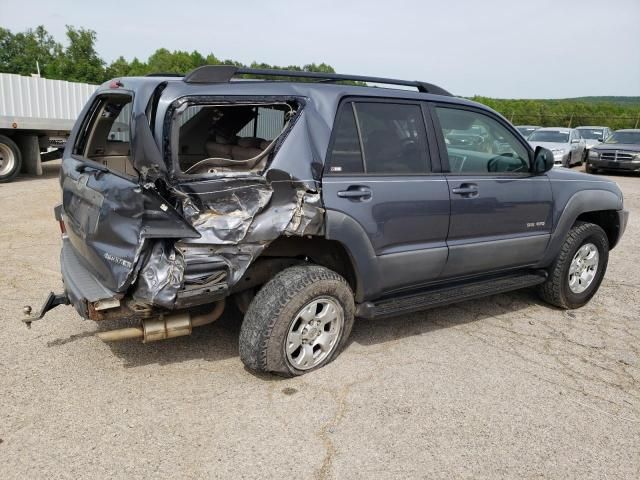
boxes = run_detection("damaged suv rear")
[25,66,628,376]
[29,67,357,375]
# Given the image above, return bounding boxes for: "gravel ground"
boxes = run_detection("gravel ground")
[1,162,638,479]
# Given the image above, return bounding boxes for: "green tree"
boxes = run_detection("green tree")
[46,26,105,83]
[0,25,59,76]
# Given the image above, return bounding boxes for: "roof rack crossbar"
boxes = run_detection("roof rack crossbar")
[182,66,452,96]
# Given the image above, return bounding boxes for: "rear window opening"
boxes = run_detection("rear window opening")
[74,94,134,176]
[175,102,297,175]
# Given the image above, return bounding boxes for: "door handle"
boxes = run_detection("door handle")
[451,183,479,197]
[337,186,372,200]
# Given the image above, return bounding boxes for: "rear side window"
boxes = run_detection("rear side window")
[327,101,430,175]
[74,94,134,176]
[327,102,364,174]
[356,103,429,174]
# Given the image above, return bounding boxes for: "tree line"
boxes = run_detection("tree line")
[1,25,639,129]
[472,96,640,130]
[0,25,341,83]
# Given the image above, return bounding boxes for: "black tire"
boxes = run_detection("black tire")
[239,265,355,376]
[0,134,22,183]
[585,164,596,174]
[538,222,609,309]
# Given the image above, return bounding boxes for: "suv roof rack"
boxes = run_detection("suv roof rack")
[145,72,184,77]
[181,65,452,96]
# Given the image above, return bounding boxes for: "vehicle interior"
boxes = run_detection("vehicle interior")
[438,108,529,173]
[77,95,135,176]
[176,102,296,175]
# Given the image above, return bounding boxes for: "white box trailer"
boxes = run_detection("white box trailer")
[0,73,97,182]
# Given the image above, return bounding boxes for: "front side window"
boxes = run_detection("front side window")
[326,101,430,174]
[74,94,134,175]
[435,107,530,174]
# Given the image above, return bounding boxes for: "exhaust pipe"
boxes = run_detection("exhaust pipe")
[97,300,225,343]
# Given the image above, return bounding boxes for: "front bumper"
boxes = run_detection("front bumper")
[588,159,640,171]
[615,209,630,248]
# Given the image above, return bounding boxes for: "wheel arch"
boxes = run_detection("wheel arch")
[232,235,365,302]
[538,189,623,267]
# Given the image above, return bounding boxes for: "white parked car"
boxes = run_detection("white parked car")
[528,127,586,167]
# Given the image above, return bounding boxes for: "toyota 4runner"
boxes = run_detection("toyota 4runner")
[23,66,629,376]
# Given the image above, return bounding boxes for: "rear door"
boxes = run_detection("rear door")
[430,104,553,278]
[322,99,450,298]
[61,92,196,293]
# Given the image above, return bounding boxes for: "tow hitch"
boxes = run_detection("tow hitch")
[22,292,70,328]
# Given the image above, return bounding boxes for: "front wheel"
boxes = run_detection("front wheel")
[239,265,355,376]
[538,222,609,309]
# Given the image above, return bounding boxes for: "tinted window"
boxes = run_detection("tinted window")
[435,107,530,174]
[327,102,364,174]
[355,103,429,174]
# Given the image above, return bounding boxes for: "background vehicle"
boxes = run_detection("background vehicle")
[516,125,541,138]
[528,127,586,167]
[586,129,640,174]
[576,126,612,151]
[0,73,96,182]
[23,67,628,376]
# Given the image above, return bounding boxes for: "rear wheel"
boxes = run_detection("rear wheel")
[0,135,22,183]
[538,222,608,309]
[239,265,355,376]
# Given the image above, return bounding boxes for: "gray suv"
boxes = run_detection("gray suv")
[24,67,629,376]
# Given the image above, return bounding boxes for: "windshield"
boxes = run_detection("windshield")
[577,128,604,140]
[604,131,640,144]
[528,130,570,143]
[517,127,538,137]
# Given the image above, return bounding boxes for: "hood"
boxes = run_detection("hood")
[529,141,570,152]
[591,143,640,153]
[546,164,618,184]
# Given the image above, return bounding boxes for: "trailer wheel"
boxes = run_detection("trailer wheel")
[0,135,22,183]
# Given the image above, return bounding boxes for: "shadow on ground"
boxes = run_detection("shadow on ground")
[71,288,545,371]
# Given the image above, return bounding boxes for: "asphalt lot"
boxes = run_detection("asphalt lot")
[1,161,638,479]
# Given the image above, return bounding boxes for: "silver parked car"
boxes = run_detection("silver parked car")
[528,127,586,167]
[575,126,612,151]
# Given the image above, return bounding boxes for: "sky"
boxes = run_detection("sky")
[1,0,639,98]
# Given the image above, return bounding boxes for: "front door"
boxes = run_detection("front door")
[322,99,450,298]
[431,104,553,278]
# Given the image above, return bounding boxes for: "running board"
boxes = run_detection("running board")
[356,272,546,320]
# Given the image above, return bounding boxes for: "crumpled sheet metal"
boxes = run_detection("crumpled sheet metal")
[133,241,185,309]
[179,178,324,290]
[186,184,272,244]
[133,177,324,307]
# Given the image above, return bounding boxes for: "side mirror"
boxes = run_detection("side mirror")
[533,146,554,174]
[571,138,580,144]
